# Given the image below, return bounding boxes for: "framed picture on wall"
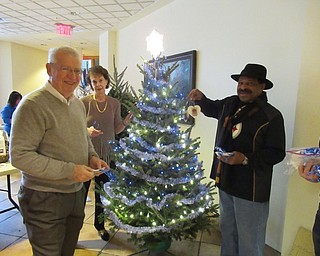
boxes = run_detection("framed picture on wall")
[163,50,197,125]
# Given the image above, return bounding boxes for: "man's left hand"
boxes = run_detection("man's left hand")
[217,151,246,165]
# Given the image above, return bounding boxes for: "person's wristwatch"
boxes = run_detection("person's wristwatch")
[242,156,248,165]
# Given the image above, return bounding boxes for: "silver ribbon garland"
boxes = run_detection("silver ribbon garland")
[102,196,213,234]
[137,102,181,115]
[104,182,210,211]
[132,117,179,134]
[119,140,182,162]
[116,162,203,185]
[128,133,191,153]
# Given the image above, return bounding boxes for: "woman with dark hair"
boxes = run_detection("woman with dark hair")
[1,91,22,136]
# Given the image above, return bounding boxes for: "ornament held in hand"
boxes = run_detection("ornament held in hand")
[187,105,201,117]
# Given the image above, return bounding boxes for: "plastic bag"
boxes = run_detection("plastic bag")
[285,147,320,176]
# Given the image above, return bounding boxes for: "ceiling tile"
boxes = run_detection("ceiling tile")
[104,4,125,12]
[51,0,78,8]
[83,5,107,12]
[121,3,142,10]
[112,11,131,18]
[17,1,44,10]
[4,3,28,11]
[33,9,59,16]
[94,0,117,4]
[69,0,97,6]
[36,1,61,8]
[0,5,11,12]
[117,0,138,3]
[90,11,114,19]
[17,9,42,17]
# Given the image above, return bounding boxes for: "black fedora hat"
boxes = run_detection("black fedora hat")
[231,63,273,90]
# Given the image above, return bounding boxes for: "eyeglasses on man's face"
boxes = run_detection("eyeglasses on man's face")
[50,63,82,76]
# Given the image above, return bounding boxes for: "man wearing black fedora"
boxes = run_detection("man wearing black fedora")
[188,63,286,256]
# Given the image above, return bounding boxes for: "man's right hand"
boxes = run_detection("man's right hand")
[188,89,204,101]
[73,165,95,182]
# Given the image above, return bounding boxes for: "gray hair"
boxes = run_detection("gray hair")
[48,47,80,63]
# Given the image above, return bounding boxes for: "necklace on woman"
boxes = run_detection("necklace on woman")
[93,95,108,113]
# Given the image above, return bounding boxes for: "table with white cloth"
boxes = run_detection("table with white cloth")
[0,162,20,214]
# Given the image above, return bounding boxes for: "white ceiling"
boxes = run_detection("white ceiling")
[0,0,164,56]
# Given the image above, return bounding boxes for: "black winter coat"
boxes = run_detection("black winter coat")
[197,92,286,202]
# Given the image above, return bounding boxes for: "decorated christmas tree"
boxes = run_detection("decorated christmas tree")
[99,31,218,252]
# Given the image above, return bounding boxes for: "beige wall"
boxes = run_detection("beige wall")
[0,42,13,110]
[11,43,48,96]
[113,0,310,253]
[282,0,320,255]
[0,43,47,115]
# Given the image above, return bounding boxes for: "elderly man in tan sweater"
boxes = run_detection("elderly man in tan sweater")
[10,46,108,256]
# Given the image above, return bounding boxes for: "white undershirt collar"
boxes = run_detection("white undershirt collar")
[44,81,75,105]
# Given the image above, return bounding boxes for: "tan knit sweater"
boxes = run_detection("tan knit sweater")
[10,83,97,193]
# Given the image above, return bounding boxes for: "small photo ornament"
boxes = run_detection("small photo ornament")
[285,147,320,177]
[187,105,201,117]
[184,100,201,123]
[186,100,201,118]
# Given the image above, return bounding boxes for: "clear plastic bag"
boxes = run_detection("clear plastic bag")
[285,147,320,176]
